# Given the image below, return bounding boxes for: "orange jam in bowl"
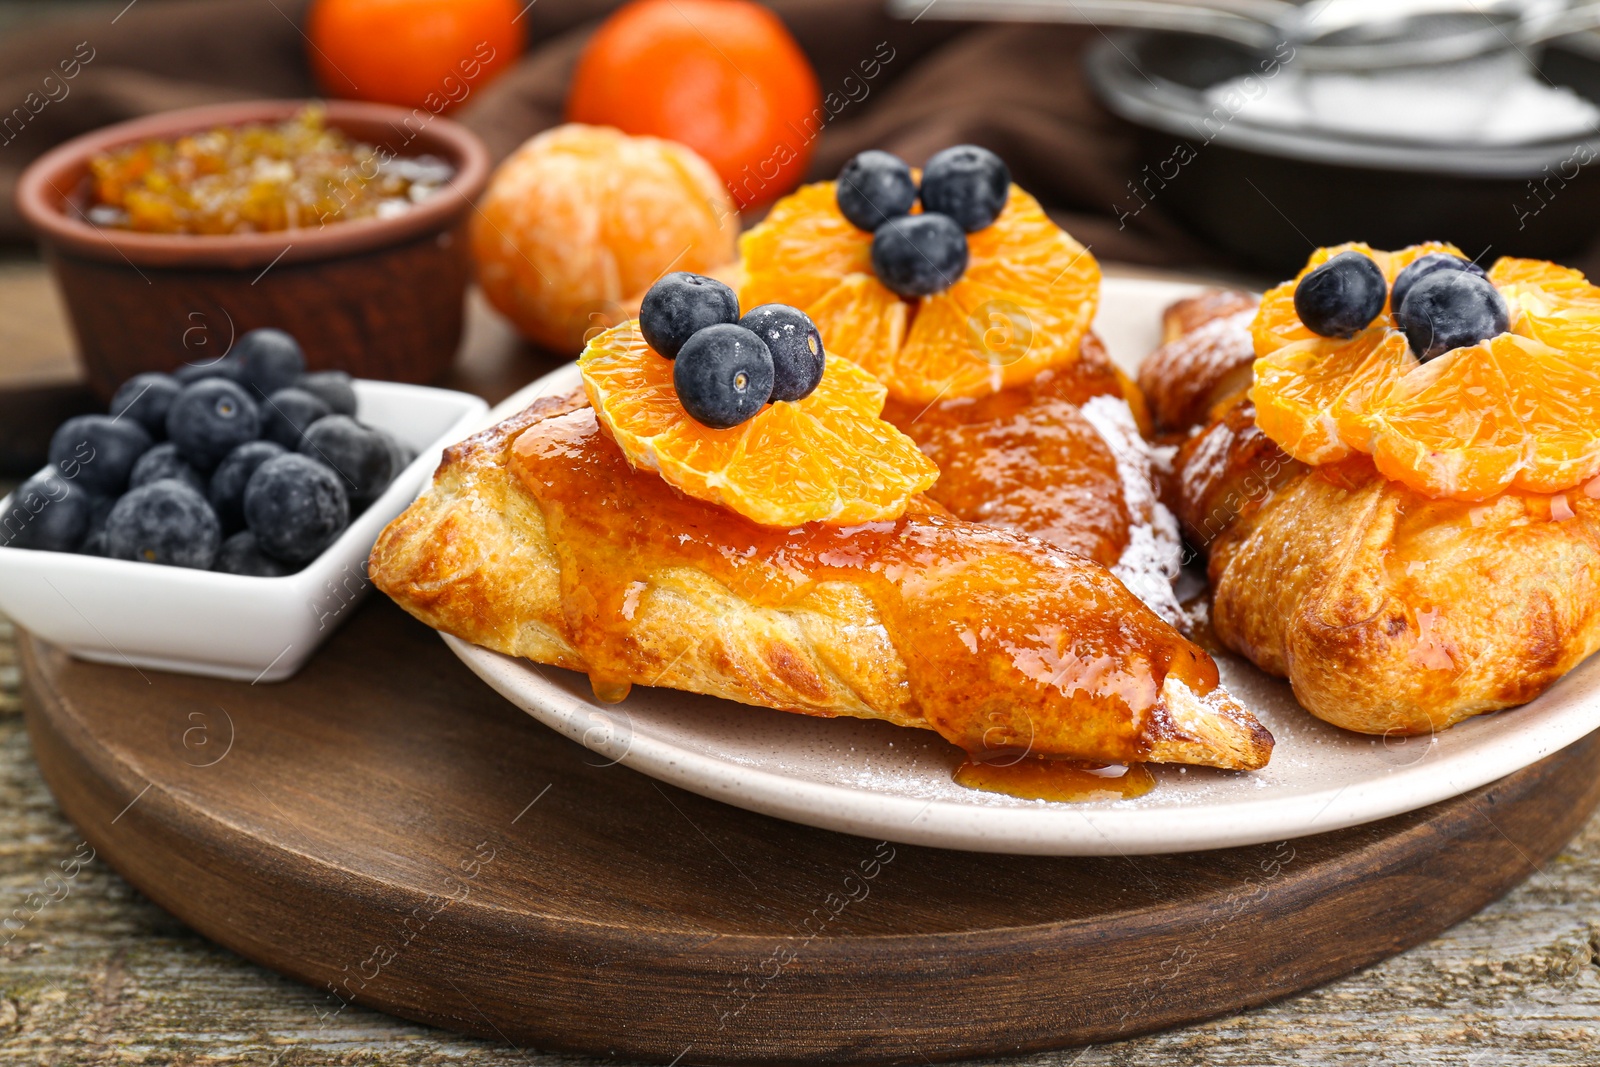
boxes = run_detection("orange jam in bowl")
[86,106,453,235]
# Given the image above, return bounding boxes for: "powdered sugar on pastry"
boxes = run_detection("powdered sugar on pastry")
[1169,310,1254,387]
[1080,394,1186,626]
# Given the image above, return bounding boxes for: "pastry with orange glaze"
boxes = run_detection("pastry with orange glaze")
[1151,249,1600,736]
[371,318,1272,771]
[736,150,1187,621]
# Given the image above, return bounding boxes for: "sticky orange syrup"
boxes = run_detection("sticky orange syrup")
[508,400,1219,772]
[589,677,633,705]
[87,106,448,234]
[953,756,1156,802]
[880,335,1142,567]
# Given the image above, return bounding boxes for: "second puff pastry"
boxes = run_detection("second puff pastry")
[1151,292,1600,736]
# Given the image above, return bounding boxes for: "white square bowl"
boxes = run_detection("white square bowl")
[0,379,487,682]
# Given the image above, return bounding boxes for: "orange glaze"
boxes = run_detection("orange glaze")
[881,334,1140,566]
[509,401,1223,766]
[953,757,1156,802]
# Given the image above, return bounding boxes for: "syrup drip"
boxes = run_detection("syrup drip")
[953,757,1156,802]
[590,677,633,704]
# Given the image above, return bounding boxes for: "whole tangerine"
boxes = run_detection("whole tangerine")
[567,0,821,210]
[306,0,523,111]
[472,124,740,353]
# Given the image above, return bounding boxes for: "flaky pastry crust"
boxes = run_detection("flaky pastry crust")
[1156,293,1600,735]
[1139,288,1258,434]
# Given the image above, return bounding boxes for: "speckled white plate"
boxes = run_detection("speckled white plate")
[441,276,1600,855]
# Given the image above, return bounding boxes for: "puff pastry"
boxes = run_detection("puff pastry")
[1139,288,1258,434]
[370,391,1272,770]
[1154,292,1600,735]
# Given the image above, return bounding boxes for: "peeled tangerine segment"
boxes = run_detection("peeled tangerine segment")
[738,183,874,310]
[1491,256,1600,356]
[580,320,937,527]
[1250,330,1414,464]
[894,279,1089,403]
[1367,333,1600,500]
[738,180,1100,403]
[804,273,906,384]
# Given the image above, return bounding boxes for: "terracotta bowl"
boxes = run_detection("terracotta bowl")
[16,99,492,399]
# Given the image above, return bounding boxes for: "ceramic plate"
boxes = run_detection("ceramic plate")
[442,276,1600,855]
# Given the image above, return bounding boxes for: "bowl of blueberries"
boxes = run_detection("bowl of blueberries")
[0,327,486,682]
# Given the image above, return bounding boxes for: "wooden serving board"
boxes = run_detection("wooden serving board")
[20,596,1600,1065]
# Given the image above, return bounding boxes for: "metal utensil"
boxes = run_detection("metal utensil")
[890,0,1600,70]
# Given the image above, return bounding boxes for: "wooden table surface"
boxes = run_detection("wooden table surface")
[2,257,1599,1065]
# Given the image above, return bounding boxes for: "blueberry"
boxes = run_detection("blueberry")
[79,527,108,557]
[673,324,774,429]
[233,328,306,399]
[174,358,244,386]
[296,370,358,417]
[871,213,969,298]
[243,453,350,564]
[919,145,1011,232]
[1397,269,1509,361]
[105,479,221,569]
[167,379,261,471]
[376,428,415,477]
[639,272,741,359]
[80,494,117,556]
[299,415,394,509]
[738,304,824,402]
[130,441,206,494]
[260,388,333,449]
[215,531,293,577]
[2,468,93,552]
[110,372,181,439]
[1391,253,1487,318]
[209,440,287,534]
[835,150,918,232]
[1293,251,1387,338]
[48,414,151,497]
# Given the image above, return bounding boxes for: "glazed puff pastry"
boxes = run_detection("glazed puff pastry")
[1153,293,1600,736]
[370,391,1272,770]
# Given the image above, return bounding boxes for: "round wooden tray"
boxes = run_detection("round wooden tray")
[21,597,1600,1065]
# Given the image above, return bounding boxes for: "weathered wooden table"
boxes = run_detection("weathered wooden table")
[1,257,1598,1065]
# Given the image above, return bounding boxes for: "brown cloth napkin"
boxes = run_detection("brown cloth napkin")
[0,0,1213,268]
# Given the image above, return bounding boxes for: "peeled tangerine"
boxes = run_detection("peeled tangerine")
[738,181,1100,403]
[1250,245,1600,501]
[472,124,739,352]
[580,321,937,527]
